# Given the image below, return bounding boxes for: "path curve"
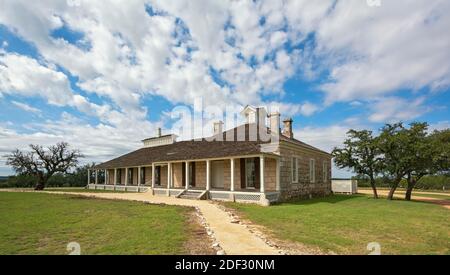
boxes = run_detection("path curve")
[2,190,280,255]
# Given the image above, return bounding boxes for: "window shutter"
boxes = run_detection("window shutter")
[255,157,260,189]
[240,158,246,189]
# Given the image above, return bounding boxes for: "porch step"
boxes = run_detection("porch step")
[178,190,205,200]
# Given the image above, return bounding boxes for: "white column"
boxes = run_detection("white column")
[125,168,129,186]
[260,156,265,193]
[185,161,189,190]
[276,158,280,191]
[167,163,171,190]
[87,169,90,185]
[95,170,98,185]
[206,160,211,191]
[230,158,235,192]
[114,168,117,186]
[138,167,141,187]
[151,164,155,189]
[104,170,107,185]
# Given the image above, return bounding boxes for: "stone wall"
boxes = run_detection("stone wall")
[223,159,245,190]
[194,161,207,188]
[279,142,332,201]
[264,157,277,192]
[172,162,184,188]
[144,167,152,185]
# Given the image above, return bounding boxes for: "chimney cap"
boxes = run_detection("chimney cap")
[283,117,293,122]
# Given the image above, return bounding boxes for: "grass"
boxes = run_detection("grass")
[226,195,450,255]
[0,192,199,255]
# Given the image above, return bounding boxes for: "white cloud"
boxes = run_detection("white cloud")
[316,0,450,103]
[294,124,358,179]
[368,96,430,123]
[269,101,320,117]
[0,0,448,175]
[11,101,42,114]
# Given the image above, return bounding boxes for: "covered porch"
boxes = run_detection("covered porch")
[88,154,280,205]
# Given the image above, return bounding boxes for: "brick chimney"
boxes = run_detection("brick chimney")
[282,118,293,139]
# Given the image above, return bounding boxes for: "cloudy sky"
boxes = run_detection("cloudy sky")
[0,0,449,177]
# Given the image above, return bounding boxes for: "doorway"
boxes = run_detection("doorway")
[211,160,224,189]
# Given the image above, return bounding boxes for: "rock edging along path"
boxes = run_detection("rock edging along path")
[2,190,280,255]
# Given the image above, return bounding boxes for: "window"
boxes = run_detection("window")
[245,158,256,188]
[155,166,161,186]
[291,157,298,183]
[140,168,145,185]
[128,168,133,184]
[309,159,315,183]
[323,161,328,183]
[117,169,122,184]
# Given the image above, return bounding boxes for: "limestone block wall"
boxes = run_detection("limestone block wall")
[264,157,277,192]
[144,167,152,185]
[279,142,332,201]
[194,161,207,188]
[172,162,184,188]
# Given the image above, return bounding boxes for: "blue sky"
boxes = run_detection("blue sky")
[0,0,449,177]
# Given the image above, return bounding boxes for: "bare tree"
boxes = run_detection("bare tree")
[5,142,83,190]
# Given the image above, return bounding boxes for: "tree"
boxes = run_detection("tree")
[332,129,382,199]
[5,142,83,190]
[378,123,410,200]
[402,123,431,201]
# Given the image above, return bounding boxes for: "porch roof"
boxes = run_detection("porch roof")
[94,140,263,169]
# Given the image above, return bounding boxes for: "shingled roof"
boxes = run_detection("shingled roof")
[94,140,263,169]
[94,123,330,169]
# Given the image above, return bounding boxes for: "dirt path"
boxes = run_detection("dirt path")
[358,189,450,210]
[1,190,280,255]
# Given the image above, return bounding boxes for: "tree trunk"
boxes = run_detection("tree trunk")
[387,178,401,200]
[370,177,378,199]
[405,177,417,201]
[34,174,46,190]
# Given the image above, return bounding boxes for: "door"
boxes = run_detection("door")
[155,166,161,186]
[211,161,224,189]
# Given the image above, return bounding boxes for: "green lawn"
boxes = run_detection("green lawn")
[226,195,450,255]
[0,192,200,255]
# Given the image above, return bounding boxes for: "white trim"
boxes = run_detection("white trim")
[167,163,172,190]
[206,160,211,191]
[151,164,155,189]
[260,156,265,193]
[114,168,117,186]
[230,158,235,192]
[310,158,316,183]
[291,156,299,183]
[138,166,141,187]
[185,161,189,190]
